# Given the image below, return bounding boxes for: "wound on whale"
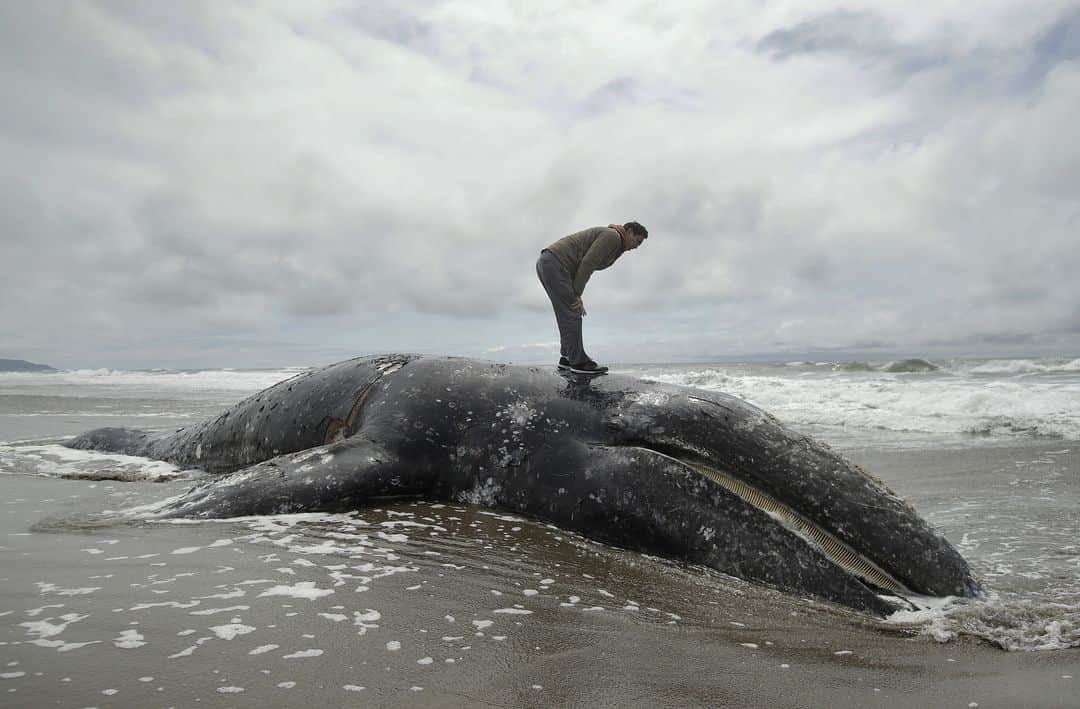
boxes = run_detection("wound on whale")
[67,354,980,615]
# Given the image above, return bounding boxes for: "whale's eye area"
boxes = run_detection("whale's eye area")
[685,460,912,596]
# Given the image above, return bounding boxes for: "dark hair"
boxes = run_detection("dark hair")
[624,221,648,239]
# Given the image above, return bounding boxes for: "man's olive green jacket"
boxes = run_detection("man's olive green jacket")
[543,226,625,296]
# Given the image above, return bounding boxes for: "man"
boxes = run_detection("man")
[536,221,649,375]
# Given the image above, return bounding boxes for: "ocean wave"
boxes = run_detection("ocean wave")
[0,367,306,393]
[967,358,1080,375]
[833,361,875,372]
[831,359,940,373]
[961,415,1070,439]
[630,367,1080,443]
[0,411,198,418]
[882,358,940,373]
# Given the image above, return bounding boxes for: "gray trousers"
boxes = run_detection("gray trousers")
[536,250,588,365]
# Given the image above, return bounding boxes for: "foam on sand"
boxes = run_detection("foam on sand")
[257,582,334,600]
[0,443,190,481]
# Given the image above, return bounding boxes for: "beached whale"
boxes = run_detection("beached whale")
[67,354,979,615]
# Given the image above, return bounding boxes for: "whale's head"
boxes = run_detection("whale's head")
[585,380,980,611]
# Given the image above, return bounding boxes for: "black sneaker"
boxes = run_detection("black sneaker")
[557,357,570,370]
[567,361,608,375]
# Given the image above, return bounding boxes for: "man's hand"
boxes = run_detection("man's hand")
[571,297,586,316]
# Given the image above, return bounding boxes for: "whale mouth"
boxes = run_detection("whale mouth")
[633,444,913,598]
[685,460,913,597]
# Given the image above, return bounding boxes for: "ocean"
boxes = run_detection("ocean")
[0,357,1076,707]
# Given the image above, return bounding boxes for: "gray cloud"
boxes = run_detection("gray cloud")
[758,5,1080,100]
[1,1,1078,368]
[1031,7,1080,77]
[757,11,912,63]
[338,1,437,49]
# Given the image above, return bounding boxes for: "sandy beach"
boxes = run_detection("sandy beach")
[1,457,1075,708]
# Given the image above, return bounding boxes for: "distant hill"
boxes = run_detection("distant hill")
[0,358,56,372]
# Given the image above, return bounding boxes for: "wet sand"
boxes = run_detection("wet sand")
[1,468,1076,708]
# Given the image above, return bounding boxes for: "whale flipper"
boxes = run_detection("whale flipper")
[151,438,426,518]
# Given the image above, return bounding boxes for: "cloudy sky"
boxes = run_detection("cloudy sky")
[2,1,1079,369]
